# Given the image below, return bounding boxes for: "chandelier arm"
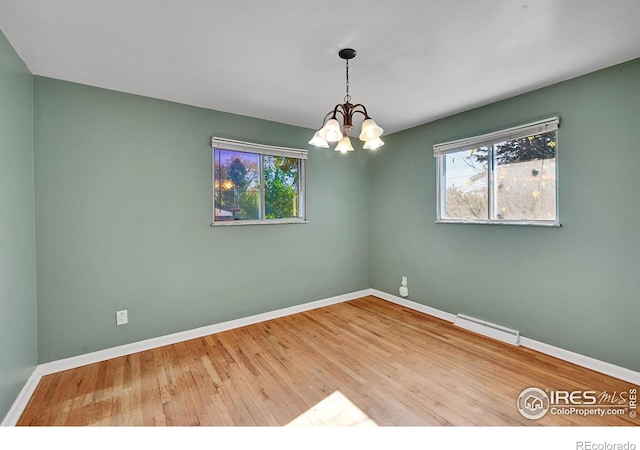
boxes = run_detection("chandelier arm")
[349,104,370,119]
[317,107,345,130]
[332,104,347,118]
[319,111,334,127]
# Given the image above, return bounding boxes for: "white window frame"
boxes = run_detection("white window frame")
[434,117,560,227]
[211,137,307,226]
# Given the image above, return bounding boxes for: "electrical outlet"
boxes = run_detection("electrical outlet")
[402,276,407,286]
[116,310,128,326]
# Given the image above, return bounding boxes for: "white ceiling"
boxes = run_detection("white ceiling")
[1,0,640,135]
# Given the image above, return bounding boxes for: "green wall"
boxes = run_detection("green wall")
[34,77,371,363]
[370,58,640,371]
[0,30,37,419]
[2,35,640,422]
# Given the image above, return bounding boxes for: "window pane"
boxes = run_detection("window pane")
[492,132,556,221]
[264,155,299,219]
[443,147,489,220]
[214,149,260,221]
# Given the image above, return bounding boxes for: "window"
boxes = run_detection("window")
[212,137,307,225]
[434,117,559,226]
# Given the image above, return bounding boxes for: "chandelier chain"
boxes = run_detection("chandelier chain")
[344,59,351,103]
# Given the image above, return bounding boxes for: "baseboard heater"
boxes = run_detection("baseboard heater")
[453,314,520,346]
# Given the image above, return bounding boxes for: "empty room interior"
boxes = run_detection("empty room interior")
[1,1,639,430]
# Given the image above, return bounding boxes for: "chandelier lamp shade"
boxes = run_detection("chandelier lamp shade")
[308,48,384,153]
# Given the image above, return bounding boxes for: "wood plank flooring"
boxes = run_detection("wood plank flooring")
[17,296,640,426]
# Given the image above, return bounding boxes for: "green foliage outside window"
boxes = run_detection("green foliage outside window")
[214,149,302,222]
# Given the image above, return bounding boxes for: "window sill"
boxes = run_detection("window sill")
[435,219,560,227]
[211,219,308,227]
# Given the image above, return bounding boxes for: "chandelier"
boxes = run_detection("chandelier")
[308,48,384,153]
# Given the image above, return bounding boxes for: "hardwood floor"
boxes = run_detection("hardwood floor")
[17,296,639,426]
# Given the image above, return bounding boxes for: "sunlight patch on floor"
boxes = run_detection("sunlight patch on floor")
[286,390,378,427]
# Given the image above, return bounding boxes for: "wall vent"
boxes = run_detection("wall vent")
[453,314,520,346]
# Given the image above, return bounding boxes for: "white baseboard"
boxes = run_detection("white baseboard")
[369,289,457,322]
[4,287,638,425]
[519,337,640,386]
[1,289,370,426]
[371,289,640,386]
[38,289,372,377]
[0,365,45,427]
